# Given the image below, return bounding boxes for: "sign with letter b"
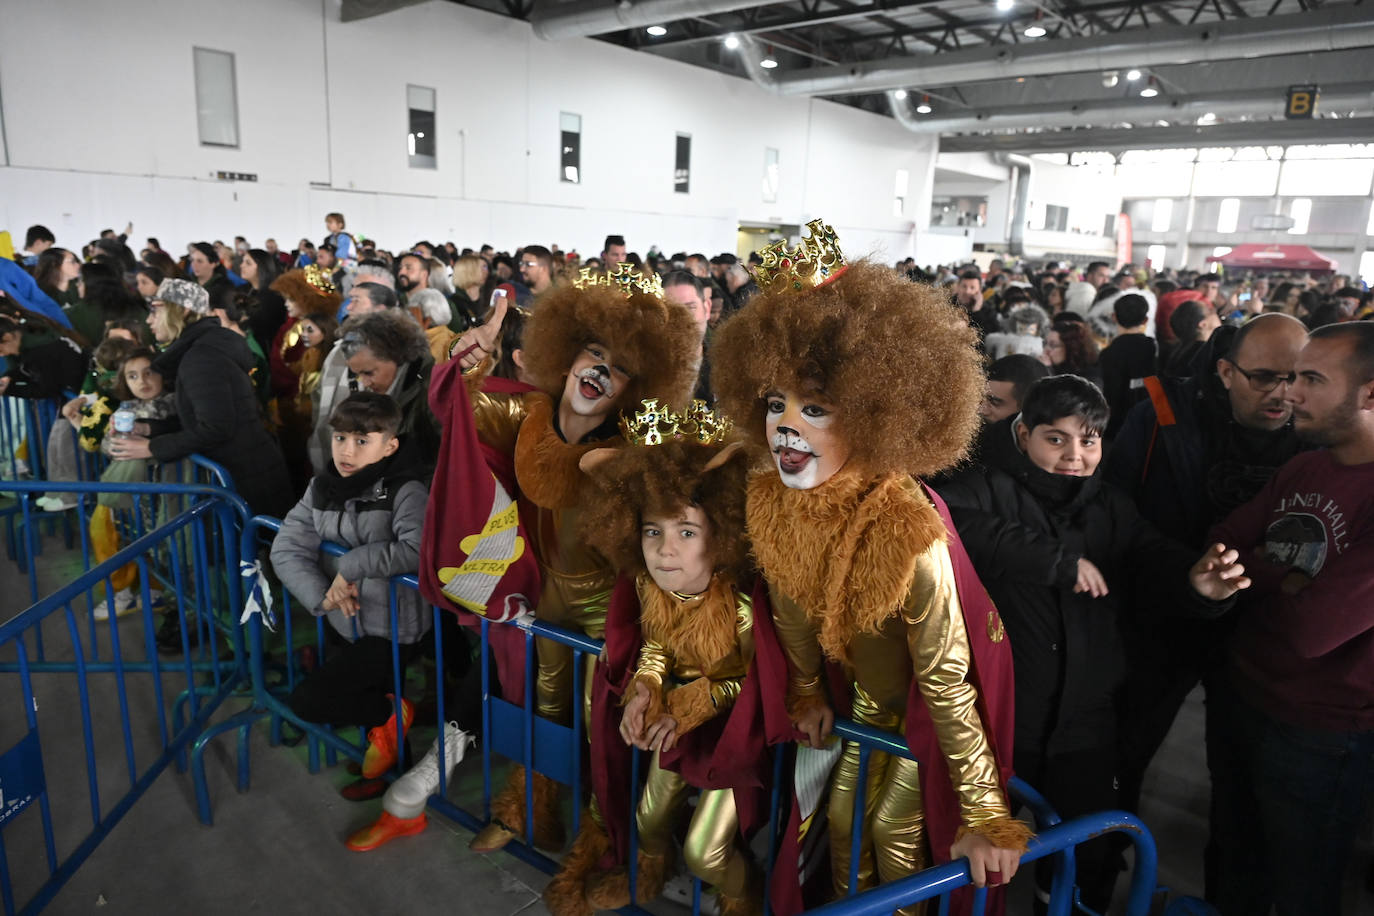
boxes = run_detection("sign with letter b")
[1286,86,1318,119]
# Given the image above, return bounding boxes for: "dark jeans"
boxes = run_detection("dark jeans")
[1015,743,1121,914]
[1207,678,1374,915]
[287,634,420,731]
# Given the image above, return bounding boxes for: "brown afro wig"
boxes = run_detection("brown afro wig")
[271,267,343,316]
[521,284,700,411]
[578,440,750,581]
[710,260,984,479]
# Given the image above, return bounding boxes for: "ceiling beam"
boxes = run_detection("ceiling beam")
[528,0,795,40]
[937,116,1374,152]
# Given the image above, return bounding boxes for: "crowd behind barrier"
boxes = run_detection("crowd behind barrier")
[0,449,1204,916]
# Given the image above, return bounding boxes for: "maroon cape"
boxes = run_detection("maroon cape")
[419,356,542,705]
[591,574,789,864]
[767,483,1018,916]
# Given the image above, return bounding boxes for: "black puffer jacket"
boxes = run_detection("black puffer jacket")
[935,419,1222,757]
[147,317,294,518]
[3,332,88,399]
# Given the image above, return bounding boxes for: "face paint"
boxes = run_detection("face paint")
[562,343,629,418]
[765,389,850,489]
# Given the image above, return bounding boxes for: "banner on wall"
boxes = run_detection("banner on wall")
[1115,213,1132,267]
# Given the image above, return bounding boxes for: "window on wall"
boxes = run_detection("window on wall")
[1103,214,1117,238]
[1217,198,1240,233]
[407,86,436,169]
[561,113,581,184]
[1146,244,1168,268]
[193,48,239,148]
[894,169,910,217]
[1151,198,1173,233]
[762,148,779,203]
[1289,198,1312,235]
[1043,204,1069,232]
[674,133,691,194]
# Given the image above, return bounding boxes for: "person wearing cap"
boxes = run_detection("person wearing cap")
[110,277,293,525]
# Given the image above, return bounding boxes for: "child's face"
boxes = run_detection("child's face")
[1016,415,1102,477]
[122,357,163,401]
[299,321,323,347]
[326,217,342,233]
[330,429,399,476]
[641,504,713,595]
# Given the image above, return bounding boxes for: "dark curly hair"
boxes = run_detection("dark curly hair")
[1050,319,1100,374]
[520,283,700,411]
[338,309,429,367]
[710,261,985,479]
[579,441,750,580]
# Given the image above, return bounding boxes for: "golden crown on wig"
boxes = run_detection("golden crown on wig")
[620,399,733,447]
[753,218,847,291]
[303,263,337,295]
[573,263,665,299]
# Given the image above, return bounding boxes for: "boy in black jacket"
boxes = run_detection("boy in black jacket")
[937,375,1248,912]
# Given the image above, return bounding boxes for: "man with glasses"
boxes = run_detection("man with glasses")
[1103,312,1309,857]
[518,245,554,297]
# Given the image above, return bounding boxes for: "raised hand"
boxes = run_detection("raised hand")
[1190,543,1251,601]
[451,295,508,370]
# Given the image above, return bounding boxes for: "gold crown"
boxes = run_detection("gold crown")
[753,218,847,291]
[303,263,337,295]
[573,263,665,299]
[620,399,733,447]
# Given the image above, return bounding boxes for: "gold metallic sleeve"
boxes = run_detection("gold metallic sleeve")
[768,584,827,713]
[466,382,528,457]
[634,636,672,688]
[904,539,1013,829]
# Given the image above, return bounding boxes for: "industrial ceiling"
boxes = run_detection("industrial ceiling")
[351,0,1374,152]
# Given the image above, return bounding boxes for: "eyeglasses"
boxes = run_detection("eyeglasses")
[1227,361,1296,393]
[519,261,539,269]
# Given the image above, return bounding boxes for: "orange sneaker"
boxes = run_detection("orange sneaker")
[346,810,428,852]
[361,696,415,779]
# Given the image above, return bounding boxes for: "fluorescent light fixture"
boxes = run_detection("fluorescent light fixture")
[1023,24,1046,37]
[996,0,1014,9]
[1140,86,1158,98]
[916,102,932,114]
[646,25,667,36]
[1126,68,1142,81]
[760,57,778,68]
[724,33,740,49]
[894,89,908,100]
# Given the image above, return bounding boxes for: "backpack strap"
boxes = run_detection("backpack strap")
[1139,376,1175,486]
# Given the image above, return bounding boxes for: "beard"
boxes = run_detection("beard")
[397,275,418,292]
[1294,389,1361,446]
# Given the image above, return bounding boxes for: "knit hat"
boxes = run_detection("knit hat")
[155,278,211,315]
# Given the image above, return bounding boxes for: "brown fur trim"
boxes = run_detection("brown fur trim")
[709,260,985,478]
[639,577,741,674]
[585,851,669,909]
[270,269,343,316]
[746,469,946,664]
[521,283,700,411]
[485,765,567,850]
[665,676,717,735]
[514,392,610,510]
[717,892,764,916]
[542,814,609,916]
[578,439,750,578]
[954,817,1035,854]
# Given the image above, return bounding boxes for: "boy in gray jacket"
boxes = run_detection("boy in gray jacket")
[271,392,431,791]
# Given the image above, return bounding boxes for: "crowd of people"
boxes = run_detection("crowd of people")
[0,213,1371,916]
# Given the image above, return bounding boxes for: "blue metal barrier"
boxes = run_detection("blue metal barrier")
[220,515,1180,916]
[0,479,250,916]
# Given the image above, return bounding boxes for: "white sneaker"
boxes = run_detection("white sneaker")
[383,721,474,819]
[36,495,79,512]
[93,587,138,621]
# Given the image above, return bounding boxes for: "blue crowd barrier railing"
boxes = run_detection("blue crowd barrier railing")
[0,478,250,916]
[222,515,1184,916]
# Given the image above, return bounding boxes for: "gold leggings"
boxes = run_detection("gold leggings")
[636,751,751,897]
[533,575,609,724]
[828,683,929,915]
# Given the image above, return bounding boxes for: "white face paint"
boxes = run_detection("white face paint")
[764,389,850,490]
[562,344,629,418]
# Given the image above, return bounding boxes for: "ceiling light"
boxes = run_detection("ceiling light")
[723,33,740,49]
[760,57,778,69]
[1140,86,1158,97]
[1125,68,1142,81]
[646,25,667,36]
[1023,24,1046,37]
[916,102,933,114]
[1197,112,1217,125]
[996,0,1014,9]
[894,89,908,100]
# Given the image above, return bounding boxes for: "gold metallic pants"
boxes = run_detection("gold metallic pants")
[533,575,609,724]
[829,683,930,916]
[637,751,751,897]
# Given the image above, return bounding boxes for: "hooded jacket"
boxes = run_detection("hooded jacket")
[270,442,432,645]
[937,418,1222,756]
[147,317,293,517]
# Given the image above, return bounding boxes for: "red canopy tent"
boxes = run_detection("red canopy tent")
[1207,244,1338,274]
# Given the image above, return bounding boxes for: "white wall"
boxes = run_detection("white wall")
[0,0,936,260]
[1024,160,1121,258]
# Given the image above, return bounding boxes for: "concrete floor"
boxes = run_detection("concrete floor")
[1,514,1370,916]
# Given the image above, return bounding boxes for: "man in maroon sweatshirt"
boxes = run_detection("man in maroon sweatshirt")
[1206,321,1374,916]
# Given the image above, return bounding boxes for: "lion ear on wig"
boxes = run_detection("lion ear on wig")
[700,440,745,474]
[578,447,620,476]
